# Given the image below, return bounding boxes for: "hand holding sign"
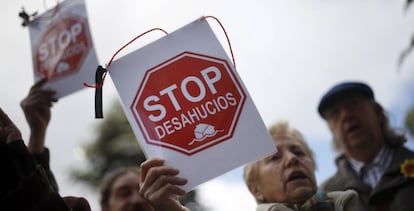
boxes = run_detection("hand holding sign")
[140,158,189,211]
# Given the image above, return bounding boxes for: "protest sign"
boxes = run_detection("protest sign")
[28,0,98,98]
[109,17,275,191]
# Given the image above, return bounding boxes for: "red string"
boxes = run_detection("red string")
[107,28,168,67]
[84,16,235,89]
[83,28,168,88]
[82,71,107,88]
[203,16,236,69]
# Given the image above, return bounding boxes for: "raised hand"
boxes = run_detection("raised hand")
[140,158,189,211]
[20,78,57,153]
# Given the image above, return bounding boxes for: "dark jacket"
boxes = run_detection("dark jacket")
[32,147,59,192]
[0,140,70,211]
[319,146,414,211]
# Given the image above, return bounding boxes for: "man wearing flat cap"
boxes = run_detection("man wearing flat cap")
[317,81,414,211]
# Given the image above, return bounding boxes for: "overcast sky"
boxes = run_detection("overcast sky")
[1,0,414,210]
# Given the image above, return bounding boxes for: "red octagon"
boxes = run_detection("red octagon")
[130,52,246,155]
[34,15,91,80]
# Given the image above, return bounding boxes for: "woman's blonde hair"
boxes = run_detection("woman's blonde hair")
[243,121,315,203]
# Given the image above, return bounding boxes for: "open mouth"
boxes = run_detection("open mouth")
[344,119,361,132]
[347,125,359,132]
[287,171,308,182]
[346,122,362,136]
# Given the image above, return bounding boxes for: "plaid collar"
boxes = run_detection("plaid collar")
[348,145,393,176]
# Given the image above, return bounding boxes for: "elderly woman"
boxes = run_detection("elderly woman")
[244,121,358,211]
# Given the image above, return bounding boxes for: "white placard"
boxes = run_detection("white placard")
[28,0,98,98]
[109,17,275,191]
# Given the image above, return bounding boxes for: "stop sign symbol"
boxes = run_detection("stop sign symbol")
[130,52,246,155]
[34,15,91,80]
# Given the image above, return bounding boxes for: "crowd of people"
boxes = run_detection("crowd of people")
[242,81,414,211]
[1,78,413,211]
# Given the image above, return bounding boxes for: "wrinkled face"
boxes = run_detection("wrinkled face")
[324,94,384,162]
[253,137,317,204]
[105,172,154,211]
